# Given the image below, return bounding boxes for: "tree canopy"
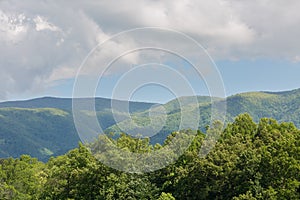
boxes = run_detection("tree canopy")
[0,113,299,199]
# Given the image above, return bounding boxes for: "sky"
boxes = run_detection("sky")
[1,0,300,103]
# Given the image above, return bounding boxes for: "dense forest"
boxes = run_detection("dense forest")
[2,89,300,161]
[0,113,299,199]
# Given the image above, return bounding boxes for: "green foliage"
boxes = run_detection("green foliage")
[0,114,299,199]
[0,155,46,199]
[157,192,175,200]
[40,143,159,200]
[170,115,300,199]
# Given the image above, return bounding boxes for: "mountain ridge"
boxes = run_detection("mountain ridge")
[1,88,300,161]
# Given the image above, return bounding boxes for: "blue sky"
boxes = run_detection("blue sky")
[1,0,300,103]
[218,59,300,97]
[42,58,300,103]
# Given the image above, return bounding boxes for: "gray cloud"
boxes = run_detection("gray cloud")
[0,0,299,99]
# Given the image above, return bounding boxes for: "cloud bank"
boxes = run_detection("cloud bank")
[0,0,299,99]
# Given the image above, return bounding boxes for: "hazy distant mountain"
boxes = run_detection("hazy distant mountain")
[0,97,156,112]
[1,88,300,161]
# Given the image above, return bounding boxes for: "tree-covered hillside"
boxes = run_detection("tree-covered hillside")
[2,88,300,161]
[0,98,155,161]
[107,88,300,143]
[0,108,78,161]
[0,114,299,199]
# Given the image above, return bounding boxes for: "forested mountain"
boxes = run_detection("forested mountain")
[0,98,155,161]
[0,108,77,161]
[106,88,300,143]
[0,97,156,113]
[0,114,299,199]
[1,88,300,161]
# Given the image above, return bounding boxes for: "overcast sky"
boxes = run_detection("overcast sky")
[1,0,300,102]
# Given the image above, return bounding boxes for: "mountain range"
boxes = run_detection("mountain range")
[1,88,300,161]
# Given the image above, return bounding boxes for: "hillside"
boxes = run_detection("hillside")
[1,88,300,161]
[106,88,300,143]
[0,97,156,113]
[226,89,300,125]
[0,108,77,161]
[0,98,155,161]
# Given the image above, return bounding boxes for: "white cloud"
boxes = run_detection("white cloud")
[0,11,28,43]
[0,1,112,99]
[33,15,60,32]
[0,0,299,99]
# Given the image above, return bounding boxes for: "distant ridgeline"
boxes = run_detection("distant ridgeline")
[1,88,300,161]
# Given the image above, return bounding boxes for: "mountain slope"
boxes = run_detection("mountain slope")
[2,88,300,161]
[0,97,156,161]
[0,108,77,161]
[106,88,300,143]
[226,89,300,125]
[0,97,156,113]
